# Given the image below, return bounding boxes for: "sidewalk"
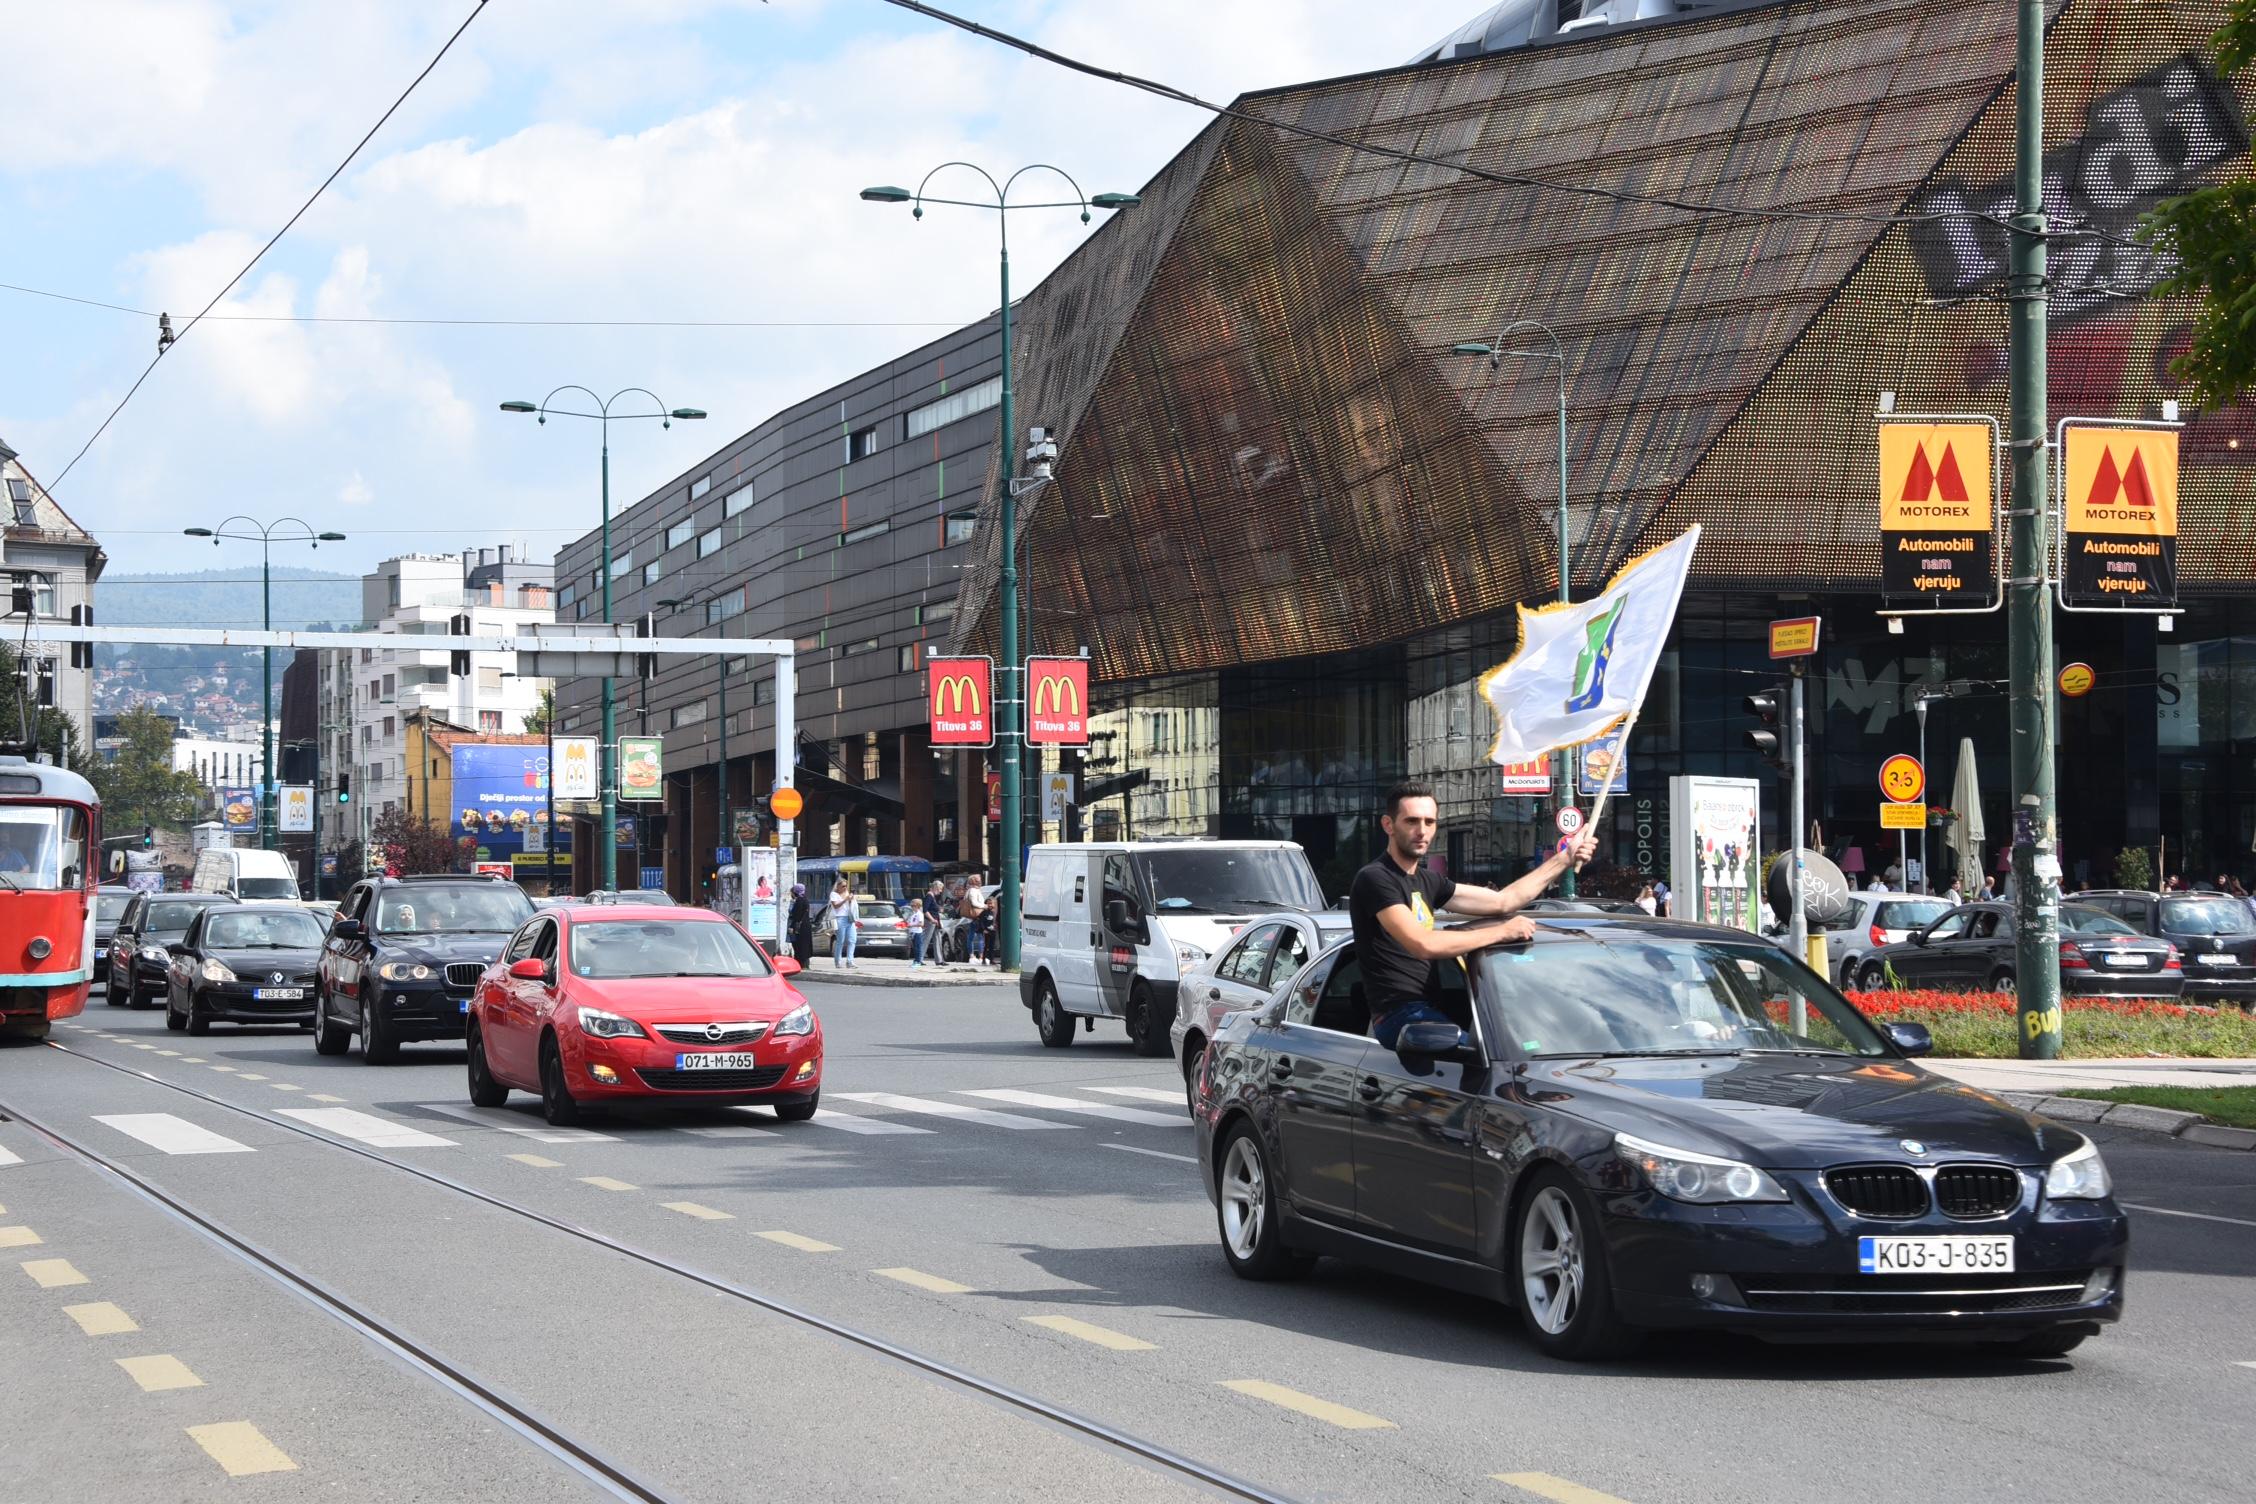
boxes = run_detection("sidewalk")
[1927,1057,2256,1092]
[788,955,1012,989]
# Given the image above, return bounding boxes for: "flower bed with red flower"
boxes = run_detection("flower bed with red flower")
[1835,989,2256,1058]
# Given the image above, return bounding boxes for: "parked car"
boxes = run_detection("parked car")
[1172,909,1353,1110]
[315,874,536,1062]
[1802,892,1954,988]
[93,886,137,988]
[1195,914,2126,1360]
[934,885,996,962]
[814,895,913,957]
[467,905,819,1126]
[2072,889,2256,1004]
[105,892,230,1008]
[164,904,326,1035]
[1858,902,2182,998]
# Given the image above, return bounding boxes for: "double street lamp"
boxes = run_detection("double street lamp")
[500,388,704,890]
[861,164,1138,969]
[1455,320,1576,894]
[184,517,346,853]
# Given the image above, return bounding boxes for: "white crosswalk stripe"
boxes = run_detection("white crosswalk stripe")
[92,1114,255,1156]
[0,1142,25,1167]
[961,1089,1186,1128]
[678,1121,779,1138]
[411,1104,617,1143]
[832,1092,1071,1131]
[275,1108,456,1149]
[802,1111,931,1136]
[1089,1086,1187,1108]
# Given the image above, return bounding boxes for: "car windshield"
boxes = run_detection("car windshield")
[568,918,773,980]
[1476,932,1893,1059]
[205,910,327,949]
[2160,897,2253,937]
[0,806,85,890]
[858,900,900,918]
[1874,900,1949,930]
[2063,904,2137,936]
[237,876,298,900]
[97,893,134,923]
[1134,848,1324,914]
[375,885,532,935]
[146,900,217,938]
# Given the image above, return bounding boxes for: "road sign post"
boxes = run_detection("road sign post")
[1880,754,1925,893]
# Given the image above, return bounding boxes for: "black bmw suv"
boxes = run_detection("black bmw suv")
[315,875,534,1063]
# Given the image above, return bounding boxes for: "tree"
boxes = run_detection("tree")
[2139,5,2256,408]
[368,807,461,876]
[88,705,204,833]
[522,685,555,738]
[0,641,88,771]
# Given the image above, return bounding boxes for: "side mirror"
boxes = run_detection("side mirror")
[1104,898,1132,933]
[1884,1021,1934,1057]
[1396,1019,1480,1063]
[333,918,365,939]
[774,956,802,977]
[166,942,188,955]
[507,957,547,980]
[1910,930,1929,946]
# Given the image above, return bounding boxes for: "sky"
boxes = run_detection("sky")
[1,0,1481,586]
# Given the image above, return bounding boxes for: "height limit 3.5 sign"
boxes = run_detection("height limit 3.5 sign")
[928,656,994,748]
[1877,421,1996,609]
[2061,423,2178,608]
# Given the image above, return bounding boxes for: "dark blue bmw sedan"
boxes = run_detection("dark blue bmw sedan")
[1194,915,2126,1361]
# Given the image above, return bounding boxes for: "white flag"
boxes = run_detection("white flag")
[1481,525,1700,765]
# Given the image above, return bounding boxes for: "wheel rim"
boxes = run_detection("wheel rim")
[1130,992,1150,1037]
[1220,1136,1267,1261]
[1519,1186,1586,1336]
[1040,992,1059,1034]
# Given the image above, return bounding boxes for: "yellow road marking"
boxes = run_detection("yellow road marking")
[874,1267,974,1294]
[508,1153,562,1168]
[22,1258,88,1287]
[1493,1473,1634,1504]
[579,1176,637,1191]
[1024,1314,1155,1351]
[757,1230,839,1253]
[308,1093,345,1103]
[0,1226,42,1249]
[63,1301,139,1336]
[270,1083,302,1092]
[1219,1379,1394,1430]
[235,1073,267,1082]
[661,1201,732,1221]
[187,1422,297,1477]
[117,1354,204,1392]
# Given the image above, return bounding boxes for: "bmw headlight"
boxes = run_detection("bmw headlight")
[1615,1132,1789,1205]
[2042,1136,2112,1201]
[773,1003,815,1037]
[576,1006,647,1040]
[199,959,237,985]
[378,961,433,982]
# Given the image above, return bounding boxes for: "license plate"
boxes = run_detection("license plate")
[459,998,470,1013]
[2101,953,2144,968]
[1858,1235,2015,1274]
[2197,953,2235,967]
[676,1052,761,1070]
[253,988,305,1001]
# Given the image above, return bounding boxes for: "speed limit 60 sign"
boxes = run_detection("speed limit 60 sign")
[1555,806,1585,835]
[1879,754,1925,804]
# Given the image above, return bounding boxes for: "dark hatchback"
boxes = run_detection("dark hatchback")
[105,892,230,1008]
[93,887,136,985]
[2074,890,2256,1004]
[316,876,535,1063]
[1195,916,2125,1360]
[1859,902,2182,998]
[164,904,326,1034]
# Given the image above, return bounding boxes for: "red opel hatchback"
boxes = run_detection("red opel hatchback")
[466,904,821,1126]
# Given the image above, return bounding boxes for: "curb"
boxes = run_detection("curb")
[791,966,1013,991]
[2001,1091,2256,1150]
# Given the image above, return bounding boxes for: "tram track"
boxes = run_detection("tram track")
[17,1038,1299,1504]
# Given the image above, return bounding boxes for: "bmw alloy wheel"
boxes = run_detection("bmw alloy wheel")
[1519,1185,1585,1337]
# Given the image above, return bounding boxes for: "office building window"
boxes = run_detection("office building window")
[918,600,955,624]
[905,376,1001,439]
[848,425,878,462]
[752,677,775,706]
[945,513,976,546]
[706,598,726,626]
[897,643,919,673]
[666,519,695,550]
[558,583,576,609]
[841,519,890,546]
[690,474,711,500]
[698,528,722,558]
[478,710,502,732]
[477,667,502,693]
[381,674,395,696]
[576,599,590,620]
[673,699,708,729]
[609,549,632,579]
[843,637,879,657]
[643,559,663,586]
[725,484,754,518]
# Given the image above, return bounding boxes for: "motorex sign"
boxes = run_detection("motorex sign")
[451,743,556,861]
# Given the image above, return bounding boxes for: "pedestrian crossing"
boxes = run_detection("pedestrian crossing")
[41,1082,1191,1160]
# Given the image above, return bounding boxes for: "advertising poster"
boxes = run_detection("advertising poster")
[1668,775,1762,932]
[278,785,314,834]
[553,735,600,800]
[1877,421,1996,608]
[1577,730,1628,798]
[221,787,256,833]
[740,846,780,948]
[1499,756,1551,796]
[451,743,560,865]
[618,736,664,801]
[2061,423,2178,606]
[928,656,995,748]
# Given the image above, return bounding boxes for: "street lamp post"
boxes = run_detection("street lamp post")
[1454,321,1575,895]
[500,389,704,891]
[184,518,345,857]
[861,166,1138,969]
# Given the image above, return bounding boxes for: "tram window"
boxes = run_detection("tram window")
[0,805,84,889]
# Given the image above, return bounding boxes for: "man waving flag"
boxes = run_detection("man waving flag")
[1481,525,1700,766]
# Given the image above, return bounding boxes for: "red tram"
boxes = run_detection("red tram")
[0,754,99,1040]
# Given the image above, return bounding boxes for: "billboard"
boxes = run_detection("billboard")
[618,736,664,801]
[929,657,994,748]
[1025,657,1090,746]
[1499,757,1551,796]
[221,787,256,833]
[1669,775,1762,933]
[1577,730,1628,798]
[278,785,314,834]
[1877,421,1995,608]
[553,735,599,800]
[2061,423,2179,606]
[451,743,559,863]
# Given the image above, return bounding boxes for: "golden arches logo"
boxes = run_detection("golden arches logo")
[1031,674,1081,719]
[933,675,984,718]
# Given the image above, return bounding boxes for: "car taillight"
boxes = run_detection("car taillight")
[1869,923,1887,949]
[2164,947,2182,971]
[2058,941,2092,970]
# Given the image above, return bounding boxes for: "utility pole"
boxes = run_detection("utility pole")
[1788,661,1808,1036]
[2008,0,2061,1059]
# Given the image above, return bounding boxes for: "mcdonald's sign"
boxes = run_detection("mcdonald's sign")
[1877,420,1996,607]
[2061,422,2178,607]
[1025,656,1090,746]
[928,655,994,748]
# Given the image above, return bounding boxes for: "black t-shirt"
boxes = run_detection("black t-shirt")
[1348,857,1457,1018]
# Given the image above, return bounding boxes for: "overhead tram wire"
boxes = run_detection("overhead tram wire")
[42,0,493,498]
[0,282,985,329]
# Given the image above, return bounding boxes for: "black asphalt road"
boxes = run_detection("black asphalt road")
[5,982,2251,1504]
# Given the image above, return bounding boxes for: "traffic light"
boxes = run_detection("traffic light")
[1744,687,1788,770]
[449,613,472,677]
[336,772,351,804]
[141,824,153,848]
[636,612,657,680]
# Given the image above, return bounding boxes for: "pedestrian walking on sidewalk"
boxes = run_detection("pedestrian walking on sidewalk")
[787,883,814,965]
[828,879,858,968]
[907,898,929,967]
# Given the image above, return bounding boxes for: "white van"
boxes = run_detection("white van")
[1018,840,1326,1053]
[188,846,300,903]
